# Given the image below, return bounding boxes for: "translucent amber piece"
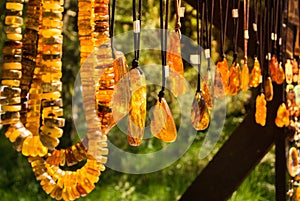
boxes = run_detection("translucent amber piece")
[285,59,293,84]
[150,98,177,142]
[264,77,273,101]
[249,58,262,88]
[287,147,299,177]
[292,59,299,83]
[201,79,213,110]
[22,135,48,157]
[216,58,229,94]
[269,55,278,82]
[214,70,225,98]
[275,103,290,127]
[275,62,285,85]
[6,2,24,11]
[128,67,146,146]
[228,63,241,95]
[166,31,188,97]
[240,62,250,91]
[191,92,210,131]
[255,93,267,126]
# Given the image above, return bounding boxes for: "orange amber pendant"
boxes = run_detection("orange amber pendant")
[269,55,278,82]
[275,103,290,127]
[150,98,177,142]
[202,72,213,109]
[167,31,188,97]
[240,62,250,91]
[255,93,267,126]
[286,59,293,84]
[249,57,262,88]
[292,59,299,83]
[214,69,226,98]
[128,67,147,146]
[228,62,241,95]
[264,77,273,101]
[275,62,285,84]
[191,91,210,131]
[215,58,229,94]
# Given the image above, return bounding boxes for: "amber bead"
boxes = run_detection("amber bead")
[255,93,267,126]
[249,58,262,88]
[264,77,273,101]
[191,91,210,131]
[150,98,177,142]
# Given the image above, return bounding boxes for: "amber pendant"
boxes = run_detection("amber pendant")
[228,62,241,95]
[286,59,293,84]
[287,147,299,177]
[150,98,177,142]
[292,59,299,83]
[249,57,262,88]
[269,55,279,82]
[275,62,285,85]
[202,71,213,109]
[275,103,290,127]
[128,67,147,146]
[240,62,250,91]
[264,77,273,101]
[214,68,226,98]
[191,91,210,131]
[215,58,229,94]
[167,31,188,97]
[255,93,267,126]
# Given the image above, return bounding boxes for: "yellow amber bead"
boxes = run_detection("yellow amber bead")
[22,136,48,157]
[1,79,20,87]
[42,29,61,38]
[2,105,22,112]
[3,62,22,70]
[42,91,61,99]
[228,63,241,95]
[5,16,23,27]
[7,33,22,41]
[269,55,278,82]
[40,126,63,138]
[6,2,23,11]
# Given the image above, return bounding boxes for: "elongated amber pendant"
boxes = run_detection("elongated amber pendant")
[191,91,210,131]
[167,31,188,97]
[215,58,229,94]
[202,71,213,109]
[275,103,290,127]
[150,98,177,142]
[214,69,226,98]
[269,55,278,82]
[275,62,285,85]
[264,77,273,101]
[249,57,262,88]
[228,62,241,95]
[240,61,250,91]
[255,93,267,126]
[128,67,147,146]
[292,59,299,83]
[286,59,293,84]
[287,147,299,177]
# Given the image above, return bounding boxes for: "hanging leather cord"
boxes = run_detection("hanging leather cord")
[243,0,249,60]
[109,0,117,58]
[232,0,241,63]
[273,0,279,54]
[205,0,214,71]
[260,0,265,93]
[158,0,169,100]
[132,0,142,69]
[219,0,229,59]
[196,0,203,92]
[253,0,259,57]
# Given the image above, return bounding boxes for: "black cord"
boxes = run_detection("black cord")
[219,0,229,59]
[232,0,241,63]
[110,0,117,59]
[132,0,142,69]
[254,0,259,57]
[158,0,169,101]
[196,0,201,92]
[259,0,265,93]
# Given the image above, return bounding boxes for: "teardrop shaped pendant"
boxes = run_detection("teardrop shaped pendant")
[228,62,241,95]
[215,58,229,94]
[255,93,267,126]
[150,97,177,142]
[249,57,262,88]
[240,61,250,91]
[191,91,210,131]
[264,77,273,101]
[275,103,290,127]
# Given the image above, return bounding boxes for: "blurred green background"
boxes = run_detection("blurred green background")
[0,0,275,200]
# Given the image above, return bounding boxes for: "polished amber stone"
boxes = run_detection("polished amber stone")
[275,62,285,85]
[167,31,184,76]
[201,78,213,110]
[6,2,23,11]
[216,58,229,94]
[228,63,241,95]
[264,77,273,101]
[285,59,293,84]
[127,67,146,146]
[240,62,250,91]
[22,135,48,157]
[292,59,299,83]
[150,98,177,142]
[269,55,278,82]
[255,93,267,126]
[287,147,299,177]
[191,91,210,131]
[275,103,290,127]
[5,16,23,27]
[214,70,226,98]
[249,58,262,88]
